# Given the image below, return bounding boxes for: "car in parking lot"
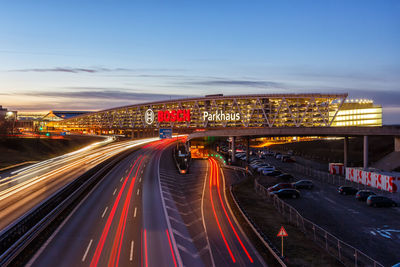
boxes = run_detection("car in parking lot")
[258,166,275,173]
[267,183,293,192]
[355,190,376,201]
[282,156,295,163]
[292,180,314,189]
[367,195,397,207]
[263,170,282,176]
[276,173,293,180]
[270,188,301,199]
[338,186,358,195]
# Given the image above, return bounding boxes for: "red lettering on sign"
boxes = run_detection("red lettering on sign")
[177,110,183,122]
[158,111,164,122]
[157,109,191,122]
[170,110,177,121]
[183,110,190,121]
[164,111,170,121]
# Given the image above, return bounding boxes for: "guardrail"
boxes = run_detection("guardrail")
[229,186,286,266]
[0,147,137,266]
[254,179,384,267]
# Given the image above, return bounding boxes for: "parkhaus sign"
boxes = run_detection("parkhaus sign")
[145,109,241,125]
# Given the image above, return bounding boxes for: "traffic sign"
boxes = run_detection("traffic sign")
[159,128,172,139]
[277,226,288,258]
[277,226,288,237]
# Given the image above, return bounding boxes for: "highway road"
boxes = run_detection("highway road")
[0,137,159,230]
[28,138,181,267]
[158,149,266,266]
[28,140,266,267]
[204,157,265,266]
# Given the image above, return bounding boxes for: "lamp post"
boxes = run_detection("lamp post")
[5,111,16,134]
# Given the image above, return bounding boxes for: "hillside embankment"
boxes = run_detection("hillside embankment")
[0,136,104,169]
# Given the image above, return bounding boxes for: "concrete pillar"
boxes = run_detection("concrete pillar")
[231,136,236,163]
[344,136,349,167]
[246,137,250,165]
[363,135,368,169]
[395,136,400,152]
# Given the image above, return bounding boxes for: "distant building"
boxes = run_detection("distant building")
[0,105,7,121]
[17,112,47,121]
[42,111,91,122]
[330,99,382,127]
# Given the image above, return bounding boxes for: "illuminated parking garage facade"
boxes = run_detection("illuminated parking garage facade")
[49,93,356,135]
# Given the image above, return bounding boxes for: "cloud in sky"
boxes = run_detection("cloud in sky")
[9,67,187,74]
[184,79,285,89]
[14,88,198,102]
[10,67,131,73]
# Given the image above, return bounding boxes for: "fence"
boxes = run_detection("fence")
[294,164,346,185]
[254,179,384,267]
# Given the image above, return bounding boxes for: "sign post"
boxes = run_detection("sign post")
[277,226,288,257]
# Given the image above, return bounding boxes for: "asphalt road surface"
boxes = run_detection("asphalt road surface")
[261,155,400,266]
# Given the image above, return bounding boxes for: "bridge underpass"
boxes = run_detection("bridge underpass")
[187,126,400,170]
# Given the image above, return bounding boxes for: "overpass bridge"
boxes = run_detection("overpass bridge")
[188,126,400,170]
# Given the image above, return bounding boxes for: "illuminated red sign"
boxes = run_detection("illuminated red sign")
[158,109,191,122]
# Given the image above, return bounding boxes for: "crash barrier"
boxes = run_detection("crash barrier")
[0,147,138,266]
[254,179,384,267]
[229,186,286,266]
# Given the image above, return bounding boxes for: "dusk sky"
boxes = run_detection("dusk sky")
[0,1,399,124]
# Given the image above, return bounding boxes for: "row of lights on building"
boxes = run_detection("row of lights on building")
[344,99,373,103]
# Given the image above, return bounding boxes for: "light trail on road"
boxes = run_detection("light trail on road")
[0,137,159,230]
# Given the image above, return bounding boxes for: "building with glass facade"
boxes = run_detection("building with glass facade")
[47,93,383,135]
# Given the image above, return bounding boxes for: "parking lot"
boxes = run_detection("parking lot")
[234,150,400,266]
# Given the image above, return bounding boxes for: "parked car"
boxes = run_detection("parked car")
[293,180,314,189]
[282,156,295,163]
[258,166,275,173]
[261,168,276,175]
[338,186,358,195]
[267,183,293,192]
[271,189,301,199]
[355,190,376,201]
[276,173,294,180]
[264,170,282,176]
[367,196,397,207]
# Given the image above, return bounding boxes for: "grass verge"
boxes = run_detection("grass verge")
[231,177,343,267]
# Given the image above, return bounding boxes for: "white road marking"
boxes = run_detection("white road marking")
[130,240,134,261]
[139,177,142,183]
[101,206,108,218]
[137,188,140,195]
[141,170,144,174]
[324,197,336,205]
[82,239,93,262]
[113,188,117,195]
[125,169,128,174]
[120,177,123,182]
[133,207,137,218]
